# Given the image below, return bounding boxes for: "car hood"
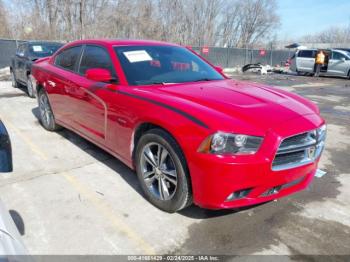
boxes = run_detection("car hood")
[149,79,319,134]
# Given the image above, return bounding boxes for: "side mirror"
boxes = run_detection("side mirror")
[0,121,13,173]
[341,57,346,62]
[85,68,112,82]
[214,65,224,73]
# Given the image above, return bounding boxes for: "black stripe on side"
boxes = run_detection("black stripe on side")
[89,82,107,92]
[43,76,208,129]
[116,90,209,129]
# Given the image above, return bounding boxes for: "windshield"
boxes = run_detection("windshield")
[114,45,224,85]
[29,43,63,58]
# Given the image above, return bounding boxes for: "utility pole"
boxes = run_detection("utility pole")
[79,0,85,40]
[270,42,273,66]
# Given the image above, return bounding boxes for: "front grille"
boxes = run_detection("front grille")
[279,133,309,148]
[272,125,326,171]
[273,151,305,166]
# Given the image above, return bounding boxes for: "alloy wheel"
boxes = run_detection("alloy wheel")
[39,93,52,127]
[27,75,34,97]
[140,142,178,201]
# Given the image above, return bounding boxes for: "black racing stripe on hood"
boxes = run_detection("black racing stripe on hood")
[117,90,209,129]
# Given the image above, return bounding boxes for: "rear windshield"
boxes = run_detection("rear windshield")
[297,50,315,58]
[114,45,224,86]
[29,43,63,58]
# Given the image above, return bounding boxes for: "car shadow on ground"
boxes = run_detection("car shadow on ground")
[9,210,25,236]
[31,107,263,219]
[178,202,269,219]
[13,84,31,97]
[0,92,27,98]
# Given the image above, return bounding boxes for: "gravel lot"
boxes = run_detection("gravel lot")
[0,74,349,256]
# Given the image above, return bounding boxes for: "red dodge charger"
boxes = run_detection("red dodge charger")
[32,39,326,212]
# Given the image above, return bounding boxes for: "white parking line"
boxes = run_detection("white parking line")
[0,114,48,160]
[0,111,155,254]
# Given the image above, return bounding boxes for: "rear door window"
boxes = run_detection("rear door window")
[54,46,82,72]
[298,50,315,58]
[332,51,348,60]
[16,44,26,57]
[78,45,115,77]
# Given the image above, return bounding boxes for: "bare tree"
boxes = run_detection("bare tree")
[301,22,350,44]
[0,0,11,38]
[219,0,280,48]
[2,0,280,47]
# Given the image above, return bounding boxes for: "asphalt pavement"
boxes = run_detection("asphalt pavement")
[0,74,349,256]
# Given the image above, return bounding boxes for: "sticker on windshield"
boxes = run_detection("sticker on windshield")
[123,50,152,63]
[32,45,43,52]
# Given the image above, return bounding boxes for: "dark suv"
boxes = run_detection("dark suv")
[10,41,63,98]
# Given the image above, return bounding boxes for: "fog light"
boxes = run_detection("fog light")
[225,188,252,201]
[261,186,282,197]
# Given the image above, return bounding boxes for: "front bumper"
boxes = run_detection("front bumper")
[187,114,324,209]
[190,154,318,209]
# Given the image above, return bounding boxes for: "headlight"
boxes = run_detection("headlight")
[317,124,327,141]
[198,132,263,155]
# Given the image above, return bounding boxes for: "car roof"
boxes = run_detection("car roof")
[297,48,317,51]
[65,39,180,47]
[336,48,350,52]
[25,41,63,45]
[333,49,349,53]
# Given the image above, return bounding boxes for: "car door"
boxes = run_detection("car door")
[15,44,27,82]
[49,45,83,124]
[65,45,117,145]
[296,50,316,73]
[328,51,350,76]
[289,52,297,72]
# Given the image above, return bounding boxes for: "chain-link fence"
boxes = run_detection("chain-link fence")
[0,39,21,68]
[193,46,292,68]
[0,38,293,69]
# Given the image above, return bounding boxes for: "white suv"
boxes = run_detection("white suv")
[290,49,350,78]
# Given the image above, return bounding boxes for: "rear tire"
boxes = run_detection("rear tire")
[38,89,61,131]
[26,74,35,98]
[135,129,192,213]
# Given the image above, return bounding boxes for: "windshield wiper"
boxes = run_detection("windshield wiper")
[136,81,177,86]
[192,78,213,82]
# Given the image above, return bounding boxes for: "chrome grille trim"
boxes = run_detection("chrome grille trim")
[272,125,326,171]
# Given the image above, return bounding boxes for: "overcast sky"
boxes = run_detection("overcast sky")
[277,0,350,40]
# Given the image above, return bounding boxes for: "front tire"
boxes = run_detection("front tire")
[135,129,192,213]
[38,89,61,131]
[26,74,36,98]
[11,70,19,88]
